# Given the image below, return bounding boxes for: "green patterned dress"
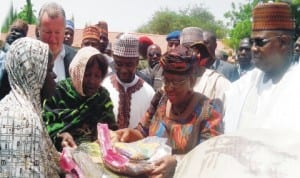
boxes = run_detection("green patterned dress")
[43,78,117,151]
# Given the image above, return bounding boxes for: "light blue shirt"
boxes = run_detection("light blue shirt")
[53,47,66,82]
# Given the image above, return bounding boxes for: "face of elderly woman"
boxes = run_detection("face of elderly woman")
[163,72,193,105]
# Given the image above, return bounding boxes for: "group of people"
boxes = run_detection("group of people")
[0,1,300,178]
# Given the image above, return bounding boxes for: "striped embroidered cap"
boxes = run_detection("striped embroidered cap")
[113,33,139,58]
[252,2,294,31]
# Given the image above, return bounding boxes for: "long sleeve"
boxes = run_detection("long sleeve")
[42,79,117,150]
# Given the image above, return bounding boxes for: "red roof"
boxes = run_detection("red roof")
[1,24,230,54]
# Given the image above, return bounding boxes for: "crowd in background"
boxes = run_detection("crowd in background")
[0,1,300,178]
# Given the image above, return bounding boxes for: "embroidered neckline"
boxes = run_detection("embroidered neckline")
[111,75,144,128]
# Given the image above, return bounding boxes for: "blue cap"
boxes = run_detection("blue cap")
[166,30,181,41]
[66,20,74,31]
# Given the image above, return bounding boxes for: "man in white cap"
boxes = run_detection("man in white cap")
[224,2,300,133]
[180,26,231,115]
[164,3,300,178]
[102,33,155,129]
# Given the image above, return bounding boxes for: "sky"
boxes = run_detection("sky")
[1,0,249,33]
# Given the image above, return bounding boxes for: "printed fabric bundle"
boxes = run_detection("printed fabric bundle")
[97,123,172,176]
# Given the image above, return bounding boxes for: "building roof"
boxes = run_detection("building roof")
[1,24,230,54]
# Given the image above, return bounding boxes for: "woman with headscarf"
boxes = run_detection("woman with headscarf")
[0,37,59,177]
[115,45,222,177]
[43,46,117,151]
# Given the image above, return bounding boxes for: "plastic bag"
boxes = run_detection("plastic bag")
[114,136,170,160]
[60,146,104,178]
[97,123,172,176]
[60,147,85,178]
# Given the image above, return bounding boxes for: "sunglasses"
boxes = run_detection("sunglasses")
[163,78,188,88]
[250,35,281,47]
[148,52,161,57]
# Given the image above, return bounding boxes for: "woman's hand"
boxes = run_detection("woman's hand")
[149,155,177,178]
[58,132,77,148]
[114,128,144,142]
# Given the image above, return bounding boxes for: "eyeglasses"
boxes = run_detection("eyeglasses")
[148,52,161,57]
[163,78,188,88]
[250,35,281,47]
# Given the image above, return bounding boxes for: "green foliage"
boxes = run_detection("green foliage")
[228,20,252,49]
[1,2,17,33]
[224,0,260,49]
[225,0,300,49]
[17,0,37,24]
[1,0,37,33]
[291,0,300,38]
[136,5,227,38]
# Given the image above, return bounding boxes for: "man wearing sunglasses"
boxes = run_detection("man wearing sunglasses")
[224,2,300,133]
[174,3,300,178]
[139,44,163,91]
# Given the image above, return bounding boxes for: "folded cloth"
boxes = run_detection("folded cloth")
[114,136,167,160]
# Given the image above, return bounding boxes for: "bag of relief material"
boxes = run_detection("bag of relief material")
[97,123,171,176]
[60,146,104,178]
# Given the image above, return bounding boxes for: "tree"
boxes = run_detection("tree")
[290,0,300,37]
[1,2,17,33]
[17,0,37,24]
[1,0,37,33]
[225,0,300,49]
[224,0,260,49]
[136,5,227,38]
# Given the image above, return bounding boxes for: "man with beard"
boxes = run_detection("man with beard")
[174,3,300,178]
[102,33,155,129]
[224,2,300,133]
[237,37,254,76]
[139,44,163,90]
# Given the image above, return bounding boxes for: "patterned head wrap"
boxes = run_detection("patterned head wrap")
[5,37,49,111]
[160,45,195,74]
[113,33,139,58]
[252,2,294,31]
[69,46,100,96]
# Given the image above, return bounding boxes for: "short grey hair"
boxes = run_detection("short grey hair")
[37,2,66,27]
